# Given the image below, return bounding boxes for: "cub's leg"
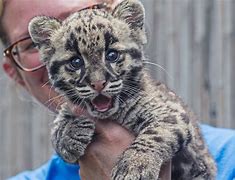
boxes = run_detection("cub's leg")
[172,144,216,180]
[111,118,192,180]
[172,126,217,180]
[51,104,95,163]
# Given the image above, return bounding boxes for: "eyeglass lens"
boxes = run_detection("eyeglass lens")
[11,38,43,70]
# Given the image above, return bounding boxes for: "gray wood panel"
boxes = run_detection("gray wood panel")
[0,0,234,179]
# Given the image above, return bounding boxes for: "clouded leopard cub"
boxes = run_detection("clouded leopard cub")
[29,0,216,179]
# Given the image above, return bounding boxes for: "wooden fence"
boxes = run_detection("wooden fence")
[0,0,235,179]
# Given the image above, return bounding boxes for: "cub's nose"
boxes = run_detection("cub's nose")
[90,80,106,92]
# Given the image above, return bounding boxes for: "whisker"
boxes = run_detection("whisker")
[123,80,141,86]
[122,88,139,95]
[123,84,141,92]
[123,81,140,87]
[121,91,136,100]
[55,100,66,112]
[46,96,65,111]
[45,89,73,104]
[47,85,56,108]
[44,94,63,106]
[70,98,85,114]
[122,88,139,96]
[124,78,141,82]
[143,60,173,81]
[42,80,51,88]
[45,89,77,109]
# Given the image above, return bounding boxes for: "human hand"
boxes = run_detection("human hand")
[79,120,171,180]
[78,120,134,179]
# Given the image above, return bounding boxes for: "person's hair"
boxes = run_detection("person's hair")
[0,0,116,48]
[0,0,8,47]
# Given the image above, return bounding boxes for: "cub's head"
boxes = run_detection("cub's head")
[28,0,147,118]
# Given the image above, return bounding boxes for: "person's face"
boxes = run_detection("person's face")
[2,0,104,112]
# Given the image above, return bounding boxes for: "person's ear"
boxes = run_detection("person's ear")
[2,60,26,87]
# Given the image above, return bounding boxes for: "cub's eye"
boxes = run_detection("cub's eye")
[106,50,119,63]
[69,57,84,70]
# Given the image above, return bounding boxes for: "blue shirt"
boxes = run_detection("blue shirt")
[8,125,235,180]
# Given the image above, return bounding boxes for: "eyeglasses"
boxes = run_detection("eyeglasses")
[3,2,111,72]
[3,36,45,72]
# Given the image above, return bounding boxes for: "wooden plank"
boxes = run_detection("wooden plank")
[178,0,192,105]
[191,0,208,123]
[222,0,232,128]
[230,1,235,128]
[208,0,223,126]
[142,0,169,83]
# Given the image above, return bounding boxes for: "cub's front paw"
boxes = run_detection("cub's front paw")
[111,150,161,180]
[51,116,95,163]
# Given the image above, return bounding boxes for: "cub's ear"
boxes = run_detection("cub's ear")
[28,16,61,46]
[112,0,145,30]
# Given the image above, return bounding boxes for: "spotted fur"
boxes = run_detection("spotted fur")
[29,0,216,179]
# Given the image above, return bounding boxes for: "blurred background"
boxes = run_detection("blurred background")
[0,0,235,179]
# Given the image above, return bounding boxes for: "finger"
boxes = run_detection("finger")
[159,161,172,180]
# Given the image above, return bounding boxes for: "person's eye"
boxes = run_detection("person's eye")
[106,49,120,63]
[11,47,19,56]
[26,42,37,51]
[69,57,84,70]
[21,42,37,53]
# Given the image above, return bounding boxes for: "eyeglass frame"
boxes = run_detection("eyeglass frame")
[2,2,111,72]
[3,36,45,72]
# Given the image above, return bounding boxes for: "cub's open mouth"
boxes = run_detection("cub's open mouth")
[91,94,112,112]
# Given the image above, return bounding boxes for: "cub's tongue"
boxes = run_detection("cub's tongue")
[91,94,112,112]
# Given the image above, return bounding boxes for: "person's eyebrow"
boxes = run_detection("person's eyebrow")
[57,10,73,20]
